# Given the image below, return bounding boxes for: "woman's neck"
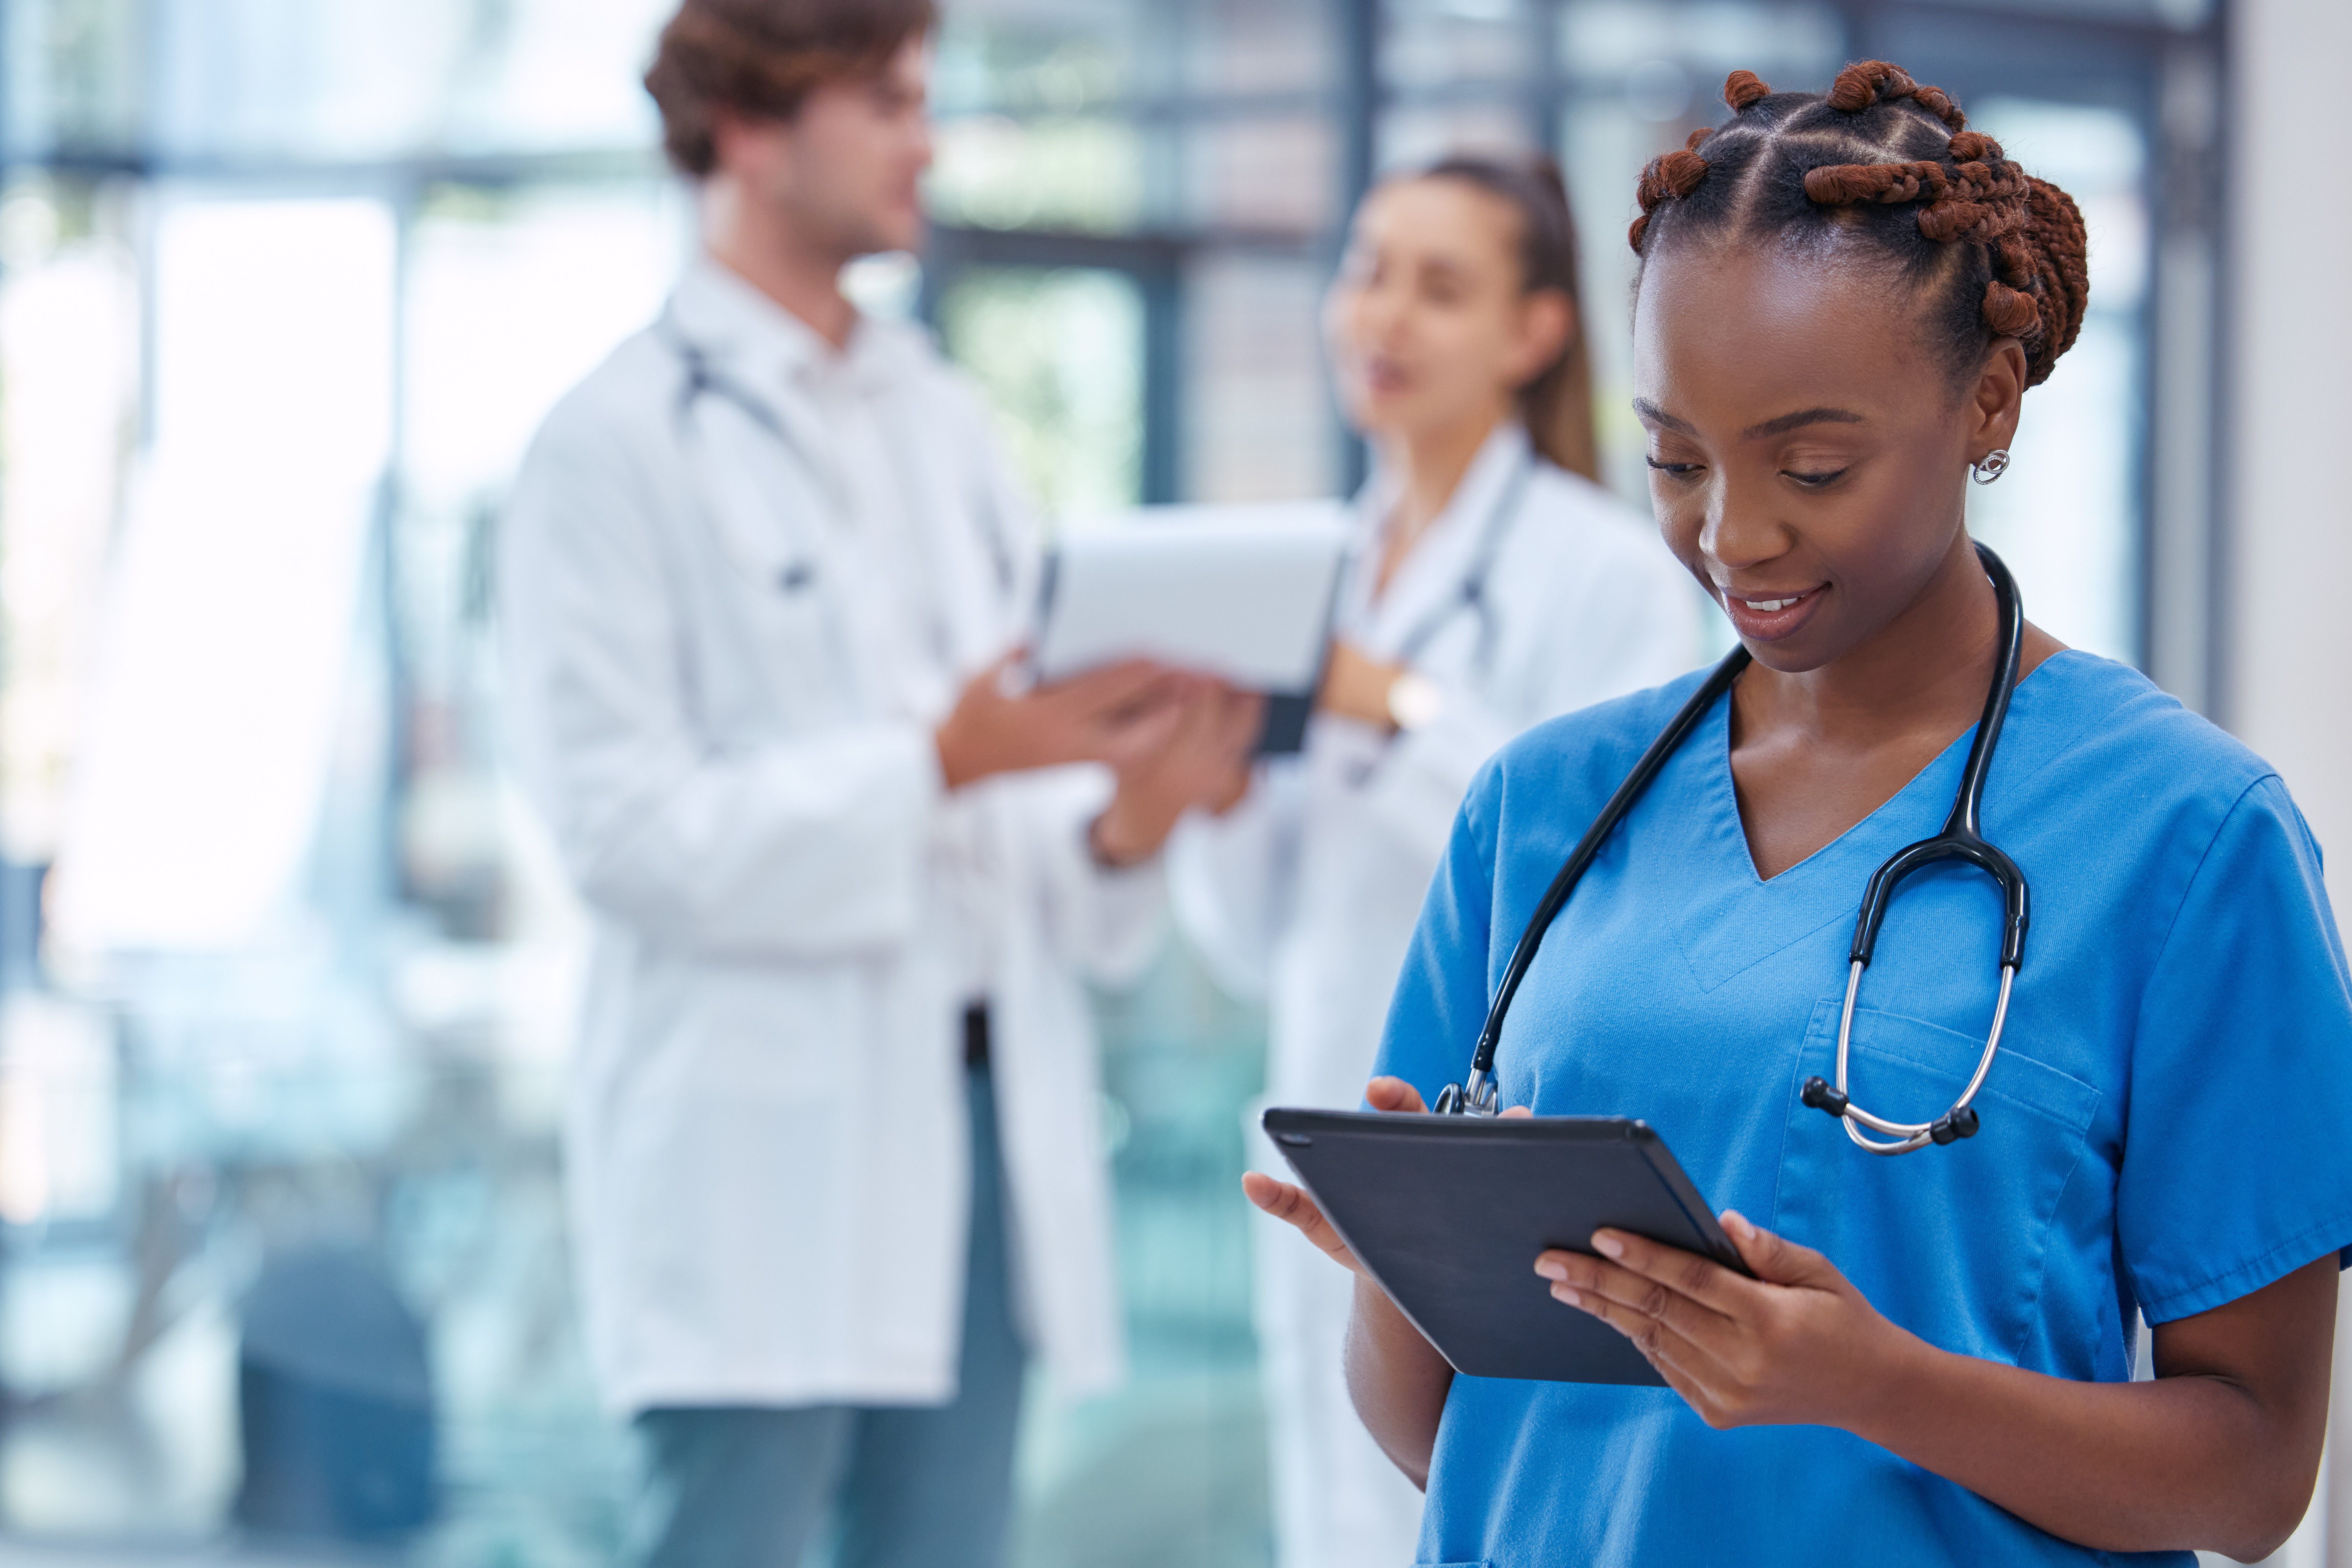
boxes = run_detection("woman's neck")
[1740,532,2062,754]
[1373,408,1512,596]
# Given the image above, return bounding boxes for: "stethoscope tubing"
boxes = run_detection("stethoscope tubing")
[1434,641,1751,1116]
[1439,541,2030,1160]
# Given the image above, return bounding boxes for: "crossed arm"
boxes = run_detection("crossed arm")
[1244,1076,2340,1563]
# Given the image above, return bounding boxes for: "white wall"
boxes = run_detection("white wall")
[2227,4,2352,1564]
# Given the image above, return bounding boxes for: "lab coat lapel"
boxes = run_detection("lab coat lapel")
[1354,422,1530,666]
[666,260,860,549]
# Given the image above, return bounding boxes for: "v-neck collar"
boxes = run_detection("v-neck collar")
[1666,652,2080,994]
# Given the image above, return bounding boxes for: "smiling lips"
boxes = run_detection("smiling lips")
[1720,584,1826,640]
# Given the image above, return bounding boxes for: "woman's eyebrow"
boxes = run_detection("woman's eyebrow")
[1741,406,1865,439]
[1632,398,1694,434]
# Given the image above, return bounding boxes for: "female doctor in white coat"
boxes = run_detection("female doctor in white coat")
[1173,156,1704,1568]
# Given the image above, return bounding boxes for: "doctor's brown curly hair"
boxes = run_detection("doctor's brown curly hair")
[644,0,936,178]
[1629,61,2090,389]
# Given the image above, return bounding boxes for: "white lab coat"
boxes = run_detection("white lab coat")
[500,258,1157,1415]
[1172,422,1703,1568]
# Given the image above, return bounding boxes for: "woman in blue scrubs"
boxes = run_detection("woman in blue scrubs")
[1246,61,2352,1567]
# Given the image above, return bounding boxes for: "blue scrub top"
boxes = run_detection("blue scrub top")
[1374,650,2352,1568]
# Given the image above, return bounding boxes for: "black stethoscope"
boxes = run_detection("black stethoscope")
[1435,541,2030,1158]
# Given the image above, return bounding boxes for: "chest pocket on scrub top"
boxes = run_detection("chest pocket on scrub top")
[1771,997,2099,1365]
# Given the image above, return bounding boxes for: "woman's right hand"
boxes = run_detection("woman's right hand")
[1242,1075,1432,1279]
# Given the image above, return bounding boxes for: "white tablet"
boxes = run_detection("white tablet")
[1035,502,1351,694]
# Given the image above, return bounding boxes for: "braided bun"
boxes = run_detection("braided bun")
[1724,70,1772,111]
[1629,148,1711,252]
[1631,59,2092,388]
[1826,59,1964,131]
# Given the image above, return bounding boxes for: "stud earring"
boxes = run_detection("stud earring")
[1970,449,2012,485]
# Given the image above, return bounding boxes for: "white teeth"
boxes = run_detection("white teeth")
[1745,597,1794,612]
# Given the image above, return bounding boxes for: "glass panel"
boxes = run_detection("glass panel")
[3,0,145,160]
[1553,3,1849,502]
[138,0,670,160]
[1557,0,1846,88]
[1379,101,1540,172]
[934,2,1153,117]
[1184,117,1337,236]
[1382,0,1547,91]
[49,194,395,955]
[928,116,1150,234]
[1015,942,1272,1567]
[1963,99,2149,663]
[935,266,1147,523]
[1182,0,1333,97]
[399,183,682,922]
[0,174,139,867]
[1183,253,1338,505]
[1904,0,2210,24]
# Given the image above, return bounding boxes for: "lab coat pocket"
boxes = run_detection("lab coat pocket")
[1770,1002,2099,1366]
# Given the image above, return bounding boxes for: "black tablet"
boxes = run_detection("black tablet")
[1260,1108,1746,1386]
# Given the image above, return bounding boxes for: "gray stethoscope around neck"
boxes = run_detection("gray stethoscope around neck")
[657,305,1017,600]
[1380,447,1535,677]
[1435,541,2031,1158]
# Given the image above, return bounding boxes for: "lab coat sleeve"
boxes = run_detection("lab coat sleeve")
[499,402,941,957]
[1011,765,1168,988]
[1357,527,1705,868]
[1167,760,1307,1003]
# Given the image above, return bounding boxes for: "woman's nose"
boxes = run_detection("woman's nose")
[1698,474,1791,573]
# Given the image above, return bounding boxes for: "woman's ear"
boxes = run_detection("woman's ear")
[1506,289,1576,391]
[1968,338,2028,460]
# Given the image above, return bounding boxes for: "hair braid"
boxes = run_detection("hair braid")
[1630,60,2093,388]
[1628,147,1712,251]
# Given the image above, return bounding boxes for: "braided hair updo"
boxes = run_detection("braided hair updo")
[1629,61,2090,389]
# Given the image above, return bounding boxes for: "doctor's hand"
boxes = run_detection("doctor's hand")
[1089,683,1264,866]
[935,654,1188,790]
[1244,1076,1534,1278]
[1536,1211,1922,1433]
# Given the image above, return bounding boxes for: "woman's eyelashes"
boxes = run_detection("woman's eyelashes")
[1644,452,1852,487]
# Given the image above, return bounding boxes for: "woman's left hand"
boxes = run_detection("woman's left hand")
[1537,1210,1924,1432]
[1318,640,1408,728]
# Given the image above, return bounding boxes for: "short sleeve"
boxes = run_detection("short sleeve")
[2118,774,2352,1323]
[1371,771,1501,1107]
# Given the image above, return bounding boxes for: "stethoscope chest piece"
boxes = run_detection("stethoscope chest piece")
[1440,542,2031,1159]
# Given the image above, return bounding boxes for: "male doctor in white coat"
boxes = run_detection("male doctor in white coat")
[498,3,1258,1565]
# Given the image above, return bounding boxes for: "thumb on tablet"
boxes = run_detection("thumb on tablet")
[1242,1171,1366,1278]
[1364,1076,1428,1114]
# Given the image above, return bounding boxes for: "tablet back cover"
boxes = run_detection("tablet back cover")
[1262,1110,1734,1386]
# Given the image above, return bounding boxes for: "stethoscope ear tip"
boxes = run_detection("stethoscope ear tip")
[1929,1106,1981,1144]
[1799,1075,1849,1118]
